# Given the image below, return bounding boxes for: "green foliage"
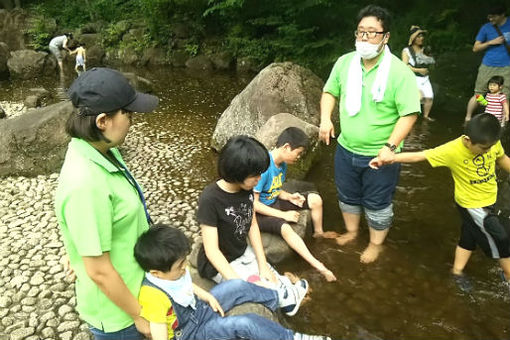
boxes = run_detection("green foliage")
[26,0,490,74]
[25,16,54,51]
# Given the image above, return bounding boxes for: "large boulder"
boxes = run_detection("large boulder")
[141,47,167,66]
[7,49,56,79]
[86,45,105,66]
[0,101,73,177]
[255,113,320,179]
[0,9,28,51]
[211,62,324,151]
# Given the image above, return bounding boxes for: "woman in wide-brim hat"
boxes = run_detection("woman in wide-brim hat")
[402,25,436,121]
[55,67,159,340]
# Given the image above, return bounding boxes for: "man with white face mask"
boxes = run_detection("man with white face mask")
[319,5,420,263]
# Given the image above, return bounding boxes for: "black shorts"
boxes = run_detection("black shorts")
[256,192,311,235]
[457,204,510,259]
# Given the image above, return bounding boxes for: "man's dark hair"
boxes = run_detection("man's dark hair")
[488,3,506,15]
[65,107,119,142]
[357,5,392,32]
[134,224,191,272]
[218,135,269,183]
[488,75,504,86]
[66,33,73,39]
[465,113,501,144]
[276,127,309,150]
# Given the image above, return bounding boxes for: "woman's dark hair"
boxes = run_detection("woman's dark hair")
[218,135,269,183]
[276,127,309,149]
[465,113,501,144]
[357,5,392,32]
[488,75,504,86]
[134,224,191,272]
[65,33,73,39]
[65,107,119,142]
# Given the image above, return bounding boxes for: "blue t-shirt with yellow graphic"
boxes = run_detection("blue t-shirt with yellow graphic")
[254,152,286,205]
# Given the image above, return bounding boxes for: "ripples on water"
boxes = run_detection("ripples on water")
[2,66,508,339]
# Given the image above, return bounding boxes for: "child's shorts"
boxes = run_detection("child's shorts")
[457,204,510,259]
[76,55,85,66]
[256,192,311,235]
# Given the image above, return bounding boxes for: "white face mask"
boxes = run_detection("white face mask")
[355,39,385,59]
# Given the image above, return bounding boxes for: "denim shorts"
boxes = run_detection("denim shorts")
[334,143,400,210]
[89,324,144,340]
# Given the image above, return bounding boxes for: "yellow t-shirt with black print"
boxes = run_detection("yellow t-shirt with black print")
[424,137,504,208]
[139,284,179,340]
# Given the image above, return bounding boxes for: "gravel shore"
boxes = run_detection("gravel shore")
[0,120,204,340]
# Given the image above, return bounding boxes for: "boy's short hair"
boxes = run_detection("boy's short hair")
[276,127,309,150]
[488,75,504,86]
[357,5,392,32]
[134,224,191,272]
[218,135,269,183]
[465,113,501,144]
[488,2,506,15]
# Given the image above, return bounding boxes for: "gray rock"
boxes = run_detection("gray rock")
[7,50,56,79]
[210,52,234,70]
[9,327,34,340]
[0,101,73,178]
[57,320,80,332]
[57,304,73,317]
[0,296,12,307]
[24,95,40,109]
[185,55,214,71]
[255,113,321,179]
[59,331,73,340]
[211,62,323,151]
[41,327,54,338]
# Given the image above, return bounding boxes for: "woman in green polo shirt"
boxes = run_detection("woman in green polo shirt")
[55,68,159,340]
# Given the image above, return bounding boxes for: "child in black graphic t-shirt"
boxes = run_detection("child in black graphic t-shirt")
[196,135,309,317]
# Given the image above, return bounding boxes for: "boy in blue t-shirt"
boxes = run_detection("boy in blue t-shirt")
[254,127,338,281]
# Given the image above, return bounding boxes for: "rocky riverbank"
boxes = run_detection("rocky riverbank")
[0,119,203,340]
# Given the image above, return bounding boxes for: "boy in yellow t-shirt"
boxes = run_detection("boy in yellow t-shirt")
[370,113,510,292]
[134,224,332,340]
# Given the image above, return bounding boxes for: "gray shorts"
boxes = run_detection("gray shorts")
[474,64,510,97]
[49,45,62,61]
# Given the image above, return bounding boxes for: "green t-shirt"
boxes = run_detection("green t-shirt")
[323,50,421,156]
[55,138,149,332]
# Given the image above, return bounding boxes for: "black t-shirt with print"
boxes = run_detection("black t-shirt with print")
[196,182,254,279]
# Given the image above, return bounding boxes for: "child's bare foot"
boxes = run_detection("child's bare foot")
[360,243,383,263]
[284,271,300,284]
[335,231,357,245]
[313,231,340,239]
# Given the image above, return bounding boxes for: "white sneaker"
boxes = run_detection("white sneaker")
[280,279,308,316]
[294,332,331,340]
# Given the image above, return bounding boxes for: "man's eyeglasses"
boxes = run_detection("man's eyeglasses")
[354,30,386,39]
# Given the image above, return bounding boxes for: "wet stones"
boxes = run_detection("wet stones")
[0,121,206,339]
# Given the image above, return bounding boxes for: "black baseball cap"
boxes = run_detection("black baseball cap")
[68,67,159,115]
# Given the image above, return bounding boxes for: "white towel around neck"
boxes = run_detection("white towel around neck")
[345,45,392,116]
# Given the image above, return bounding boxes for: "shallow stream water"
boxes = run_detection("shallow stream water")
[2,61,509,339]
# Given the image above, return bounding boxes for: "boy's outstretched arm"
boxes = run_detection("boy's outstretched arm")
[254,192,299,223]
[201,225,241,280]
[497,154,510,173]
[369,151,427,169]
[504,100,509,123]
